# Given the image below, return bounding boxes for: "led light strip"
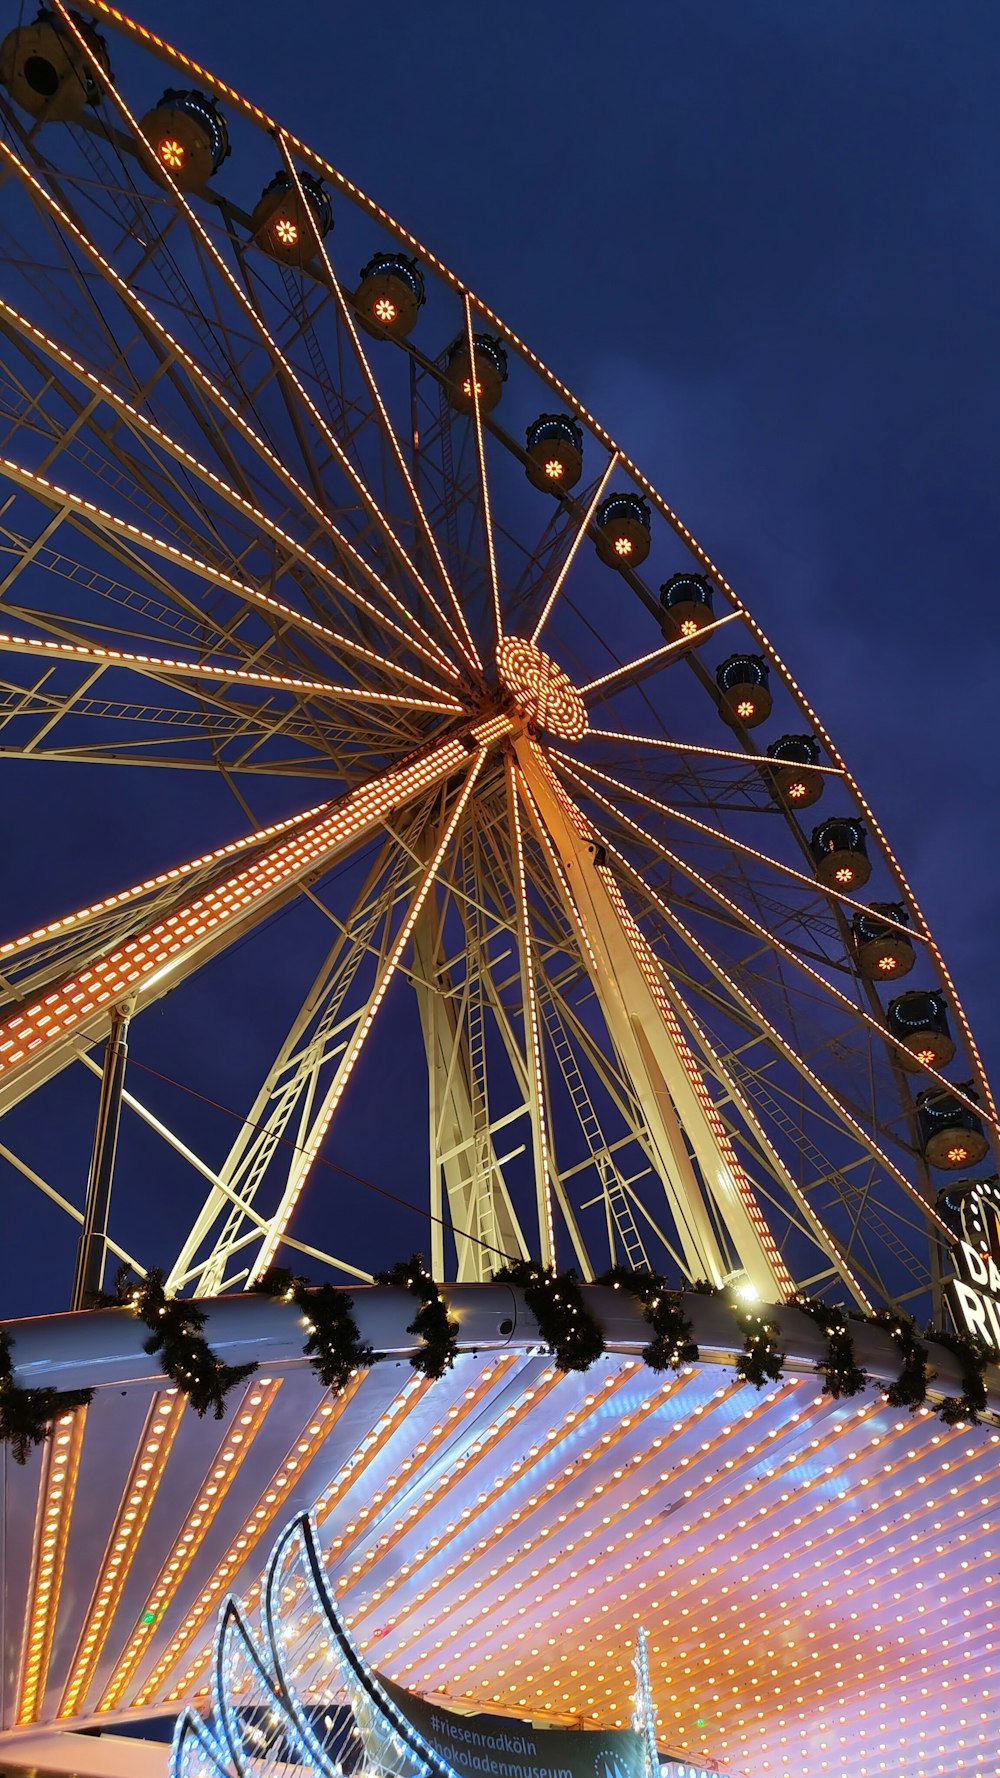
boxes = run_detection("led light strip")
[0,801,328,960]
[505,758,555,1267]
[0,725,507,1082]
[16,1403,89,1723]
[252,745,488,1275]
[353,1363,652,1635]
[58,1390,186,1718]
[97,1378,282,1711]
[461,294,503,649]
[0,292,463,697]
[275,134,483,679]
[0,625,457,707]
[161,1373,433,1708]
[52,2,462,689]
[135,1373,365,1707]
[56,1393,185,1713]
[329,1354,526,1595]
[0,137,457,691]
[531,454,619,645]
[578,611,742,699]
[582,726,846,774]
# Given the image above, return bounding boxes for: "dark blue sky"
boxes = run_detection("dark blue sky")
[3,2,999,1311]
[115,0,998,1046]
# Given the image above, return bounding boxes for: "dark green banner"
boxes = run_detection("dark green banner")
[380,1675,644,1778]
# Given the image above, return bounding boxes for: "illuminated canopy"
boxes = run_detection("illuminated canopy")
[0,1285,996,1778]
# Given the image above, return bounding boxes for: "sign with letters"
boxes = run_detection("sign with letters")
[944,1178,1000,1356]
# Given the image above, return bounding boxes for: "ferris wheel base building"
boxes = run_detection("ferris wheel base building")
[0,1285,997,1778]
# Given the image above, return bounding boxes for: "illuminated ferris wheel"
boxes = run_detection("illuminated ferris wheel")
[0,0,994,1326]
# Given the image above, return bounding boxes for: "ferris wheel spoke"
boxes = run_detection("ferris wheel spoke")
[582,726,847,777]
[0,291,469,689]
[553,746,987,1132]
[597,833,946,1284]
[0,719,508,1115]
[579,611,743,705]
[0,133,463,686]
[51,8,469,679]
[240,747,488,1283]
[504,757,557,1268]
[167,830,419,1294]
[0,625,460,712]
[463,295,503,649]
[513,744,793,1297]
[529,453,620,645]
[275,133,483,682]
[555,749,938,936]
[0,453,465,707]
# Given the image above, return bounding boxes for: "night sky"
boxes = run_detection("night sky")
[3,2,999,1313]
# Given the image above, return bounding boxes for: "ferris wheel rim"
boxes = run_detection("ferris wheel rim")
[51,0,992,1141]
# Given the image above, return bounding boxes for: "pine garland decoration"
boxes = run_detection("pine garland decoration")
[110,1267,257,1418]
[864,1309,930,1410]
[493,1261,606,1372]
[10,1260,997,1458]
[791,1296,867,1398]
[600,1266,699,1372]
[377,1255,459,1378]
[255,1268,373,1391]
[733,1306,785,1389]
[926,1324,989,1426]
[0,1329,92,1465]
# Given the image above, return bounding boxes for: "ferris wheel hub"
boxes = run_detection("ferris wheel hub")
[496,636,587,740]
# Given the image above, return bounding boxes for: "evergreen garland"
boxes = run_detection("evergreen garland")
[864,1309,931,1411]
[107,1267,257,1418]
[377,1254,459,1378]
[12,1260,1000,1460]
[600,1266,699,1372]
[0,1328,92,1465]
[926,1325,989,1426]
[791,1296,867,1398]
[493,1261,606,1372]
[255,1268,373,1392]
[733,1306,786,1389]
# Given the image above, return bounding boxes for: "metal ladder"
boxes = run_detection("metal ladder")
[461,831,502,1279]
[726,1054,925,1281]
[538,982,651,1272]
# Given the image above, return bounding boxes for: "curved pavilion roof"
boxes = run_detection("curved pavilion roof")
[0,1285,996,1778]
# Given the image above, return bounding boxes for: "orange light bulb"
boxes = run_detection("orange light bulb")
[947,1145,969,1164]
[274,217,299,247]
[462,377,483,397]
[786,780,808,800]
[736,699,755,718]
[158,138,185,169]
[877,956,898,973]
[835,866,855,884]
[680,618,699,637]
[544,458,565,479]
[614,536,634,557]
[373,296,397,323]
